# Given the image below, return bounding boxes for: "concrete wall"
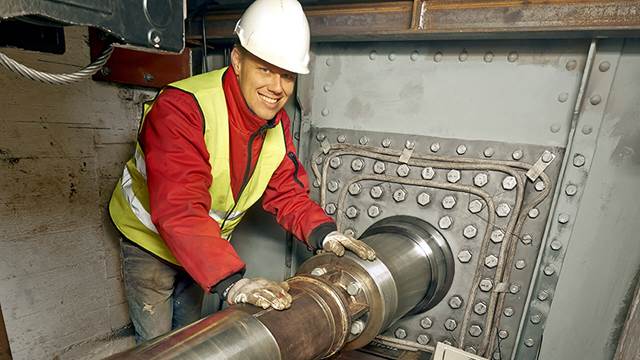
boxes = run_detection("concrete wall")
[0,27,147,359]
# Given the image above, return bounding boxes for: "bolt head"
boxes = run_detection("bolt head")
[325,203,336,215]
[573,154,586,167]
[542,151,554,163]
[521,234,533,245]
[447,170,461,183]
[393,189,407,202]
[321,108,330,116]
[337,135,346,143]
[550,240,563,251]
[442,195,457,209]
[430,142,440,152]
[348,183,362,195]
[468,199,484,214]
[535,181,546,191]
[530,314,542,324]
[498,330,509,339]
[474,302,487,315]
[469,325,482,337]
[328,180,339,193]
[351,158,365,171]
[515,259,526,270]
[310,267,327,276]
[503,307,514,317]
[537,290,550,301]
[394,328,407,339]
[381,138,391,148]
[448,296,463,309]
[544,264,556,276]
[509,284,520,294]
[512,149,524,160]
[359,136,369,145]
[565,184,578,196]
[405,140,415,150]
[524,338,535,347]
[502,176,517,190]
[417,334,430,345]
[457,250,472,263]
[496,203,511,217]
[439,216,453,229]
[370,186,383,199]
[484,147,495,157]
[456,144,467,155]
[329,157,342,169]
[463,225,478,239]
[367,205,381,218]
[313,179,320,188]
[316,133,326,141]
[528,208,540,218]
[397,164,410,177]
[421,167,435,180]
[491,229,505,243]
[351,320,365,335]
[558,213,570,224]
[444,319,457,331]
[346,282,361,296]
[373,161,386,174]
[420,317,433,329]
[346,206,359,219]
[479,279,493,292]
[417,192,431,206]
[485,255,499,268]
[474,173,488,187]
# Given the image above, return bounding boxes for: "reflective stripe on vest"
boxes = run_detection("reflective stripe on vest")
[109,67,286,264]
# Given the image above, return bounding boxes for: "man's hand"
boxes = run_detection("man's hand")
[322,231,376,261]
[226,278,292,310]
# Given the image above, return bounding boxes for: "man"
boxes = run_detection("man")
[109,0,375,343]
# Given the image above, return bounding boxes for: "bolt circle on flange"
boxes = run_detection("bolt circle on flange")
[535,181,546,191]
[367,205,381,218]
[484,147,495,157]
[447,170,461,183]
[510,284,520,294]
[521,234,533,245]
[417,192,431,206]
[346,206,359,219]
[442,195,457,209]
[573,154,586,167]
[439,216,453,229]
[474,173,488,187]
[310,267,327,276]
[457,250,472,263]
[463,225,477,239]
[405,140,416,150]
[393,189,407,202]
[524,338,535,347]
[515,259,526,270]
[421,167,435,180]
[498,330,509,339]
[502,176,517,190]
[337,135,346,143]
[346,282,361,296]
[348,183,362,196]
[468,199,484,214]
[528,208,539,218]
[351,320,365,335]
[381,138,391,148]
[538,290,550,301]
[359,136,369,145]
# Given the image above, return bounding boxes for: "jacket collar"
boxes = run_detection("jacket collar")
[223,67,281,135]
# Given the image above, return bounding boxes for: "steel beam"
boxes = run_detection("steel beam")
[188,1,640,42]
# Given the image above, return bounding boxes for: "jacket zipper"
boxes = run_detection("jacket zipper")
[287,152,304,188]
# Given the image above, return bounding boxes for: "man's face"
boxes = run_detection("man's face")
[231,47,297,121]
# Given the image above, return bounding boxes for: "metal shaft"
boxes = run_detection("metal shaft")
[108,216,453,360]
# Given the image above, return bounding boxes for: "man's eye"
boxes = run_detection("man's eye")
[260,67,270,73]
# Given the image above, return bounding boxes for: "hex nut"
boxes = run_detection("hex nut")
[368,205,381,218]
[417,192,431,206]
[491,229,505,243]
[327,180,339,193]
[479,279,493,292]
[373,161,386,174]
[351,320,365,335]
[439,216,453,229]
[521,234,533,245]
[485,255,499,268]
[503,307,514,317]
[442,195,457,209]
[550,240,563,251]
[370,186,383,199]
[544,265,556,276]
[329,157,342,169]
[537,290,550,301]
[565,184,578,196]
[542,151,554,163]
[337,135,346,143]
[346,206,359,219]
[528,208,539,218]
[474,173,488,187]
[457,250,472,263]
[417,334,430,345]
[502,176,517,190]
[430,143,440,152]
[447,170,461,183]
[457,144,467,155]
[421,167,435,180]
[359,136,369,145]
[381,138,392,148]
[315,156,324,165]
[558,213,570,224]
[468,325,482,337]
[394,328,407,339]
[496,203,511,217]
[325,203,337,215]
[463,225,478,239]
[420,317,433,329]
[346,282,361,296]
[535,181,546,191]
[393,189,407,202]
[448,296,463,309]
[351,158,365,172]
[310,267,327,276]
[397,164,410,177]
[348,183,362,196]
[444,319,457,331]
[512,149,524,160]
[474,302,487,315]
[469,199,484,214]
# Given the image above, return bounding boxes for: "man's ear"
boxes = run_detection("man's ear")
[231,47,242,76]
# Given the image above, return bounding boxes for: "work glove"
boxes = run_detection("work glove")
[226,277,293,310]
[322,231,376,261]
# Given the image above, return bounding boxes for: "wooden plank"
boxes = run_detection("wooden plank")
[614,277,640,360]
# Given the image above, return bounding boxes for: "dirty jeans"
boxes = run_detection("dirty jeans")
[120,239,204,343]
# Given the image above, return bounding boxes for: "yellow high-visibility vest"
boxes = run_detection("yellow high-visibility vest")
[109,67,285,264]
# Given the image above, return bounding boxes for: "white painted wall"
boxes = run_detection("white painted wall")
[0,27,149,359]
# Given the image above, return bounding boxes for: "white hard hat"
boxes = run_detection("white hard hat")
[234,0,310,74]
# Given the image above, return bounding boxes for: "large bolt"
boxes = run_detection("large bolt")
[367,205,381,218]
[329,157,342,169]
[542,151,554,163]
[397,164,410,177]
[430,143,441,152]
[479,279,493,292]
[351,320,365,335]
[373,161,386,174]
[573,153,586,167]
[521,234,533,245]
[524,338,535,347]
[496,203,511,217]
[359,136,369,145]
[444,319,458,331]
[502,176,517,190]
[474,302,487,315]
[498,330,509,339]
[528,208,540,218]
[512,149,524,160]
[474,173,488,187]
[346,206,359,219]
[310,267,327,276]
[417,334,430,345]
[469,199,484,214]
[558,213,570,224]
[515,259,526,270]
[346,282,361,296]
[485,255,499,268]
[417,192,431,206]
[491,229,505,243]
[337,135,346,143]
[442,195,457,209]
[370,186,383,199]
[394,328,407,339]
[439,216,453,229]
[448,296,463,309]
[348,183,362,196]
[469,325,483,337]
[325,203,336,215]
[535,181,546,191]
[544,264,556,276]
[393,189,407,202]
[351,158,365,172]
[381,138,392,148]
[484,147,495,157]
[447,170,461,183]
[327,180,340,193]
[503,307,514,317]
[538,290,550,301]
[420,317,433,329]
[316,133,326,141]
[457,250,472,263]
[457,144,467,155]
[463,225,478,239]
[565,184,578,196]
[510,284,520,294]
[421,167,435,180]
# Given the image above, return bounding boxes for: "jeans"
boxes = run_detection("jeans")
[120,239,205,343]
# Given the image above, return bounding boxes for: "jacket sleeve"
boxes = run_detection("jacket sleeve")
[262,113,337,250]
[140,88,245,291]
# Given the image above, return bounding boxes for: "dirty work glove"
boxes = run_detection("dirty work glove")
[322,231,376,261]
[226,278,292,310]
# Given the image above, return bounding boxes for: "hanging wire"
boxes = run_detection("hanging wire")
[0,45,114,85]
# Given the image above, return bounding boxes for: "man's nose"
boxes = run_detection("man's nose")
[267,73,284,94]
